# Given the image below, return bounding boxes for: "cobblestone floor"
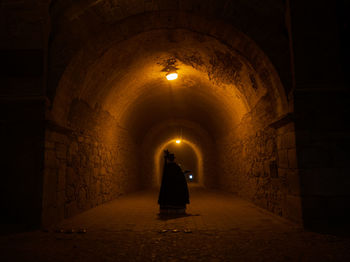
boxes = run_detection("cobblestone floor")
[1,185,350,262]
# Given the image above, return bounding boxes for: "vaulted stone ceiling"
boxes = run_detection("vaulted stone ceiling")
[49,0,291,99]
[49,10,289,143]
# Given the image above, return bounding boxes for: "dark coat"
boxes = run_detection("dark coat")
[158,162,190,206]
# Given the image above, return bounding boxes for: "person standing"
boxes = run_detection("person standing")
[158,150,189,214]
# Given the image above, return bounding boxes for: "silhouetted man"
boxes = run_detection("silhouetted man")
[158,150,189,214]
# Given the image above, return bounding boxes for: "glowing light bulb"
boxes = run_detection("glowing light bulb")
[189,175,193,179]
[166,72,178,80]
[175,140,181,144]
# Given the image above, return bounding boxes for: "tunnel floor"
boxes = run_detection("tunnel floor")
[1,185,350,262]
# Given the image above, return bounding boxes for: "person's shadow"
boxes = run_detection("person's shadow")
[157,213,200,221]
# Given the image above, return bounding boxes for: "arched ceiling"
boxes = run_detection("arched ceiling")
[141,119,214,154]
[52,28,283,142]
[48,0,292,100]
[50,0,285,44]
[48,1,291,149]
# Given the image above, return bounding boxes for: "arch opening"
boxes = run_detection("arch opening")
[42,11,293,226]
[155,139,203,187]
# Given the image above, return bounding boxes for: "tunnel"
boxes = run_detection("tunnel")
[2,0,350,240]
[40,8,297,227]
[2,1,350,260]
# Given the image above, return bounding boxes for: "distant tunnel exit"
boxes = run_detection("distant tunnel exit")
[157,139,200,185]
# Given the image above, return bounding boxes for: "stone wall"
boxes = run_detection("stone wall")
[42,100,139,226]
[276,121,303,223]
[217,96,302,223]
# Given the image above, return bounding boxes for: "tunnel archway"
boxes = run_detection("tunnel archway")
[155,139,202,186]
[43,10,295,226]
[140,119,215,190]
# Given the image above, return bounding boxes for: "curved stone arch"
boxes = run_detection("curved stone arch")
[155,139,203,187]
[140,118,216,188]
[48,1,289,94]
[49,11,289,127]
[44,8,295,224]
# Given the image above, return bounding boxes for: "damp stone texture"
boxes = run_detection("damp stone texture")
[42,101,139,226]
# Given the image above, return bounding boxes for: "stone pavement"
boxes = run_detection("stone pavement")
[1,185,350,262]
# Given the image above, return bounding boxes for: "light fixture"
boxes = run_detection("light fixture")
[166,72,178,81]
[175,139,181,144]
[161,58,179,80]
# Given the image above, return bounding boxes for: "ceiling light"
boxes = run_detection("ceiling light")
[166,72,178,81]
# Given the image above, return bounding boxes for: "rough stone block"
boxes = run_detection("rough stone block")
[65,185,75,202]
[55,143,67,160]
[95,180,101,195]
[269,160,278,178]
[287,148,298,168]
[84,170,92,186]
[100,167,107,175]
[57,165,66,191]
[278,132,296,149]
[277,136,283,150]
[277,149,288,168]
[70,154,81,168]
[68,141,78,154]
[77,187,88,209]
[265,138,276,156]
[93,167,99,178]
[66,167,78,185]
[276,122,295,135]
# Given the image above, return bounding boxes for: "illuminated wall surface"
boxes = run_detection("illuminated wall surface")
[1,1,349,229]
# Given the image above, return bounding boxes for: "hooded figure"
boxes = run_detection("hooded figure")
[158,151,189,213]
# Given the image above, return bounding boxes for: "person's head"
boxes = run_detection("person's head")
[168,153,175,162]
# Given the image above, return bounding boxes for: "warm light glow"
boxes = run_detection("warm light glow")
[175,140,181,144]
[166,73,178,80]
